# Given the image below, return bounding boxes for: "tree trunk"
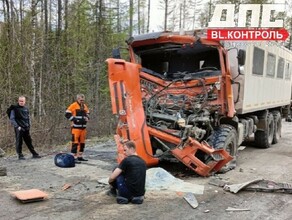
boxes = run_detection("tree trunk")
[95,0,104,122]
[164,0,168,31]
[56,0,62,102]
[182,0,186,29]
[129,0,133,36]
[117,0,121,32]
[30,0,37,115]
[147,0,150,32]
[138,0,140,34]
[4,0,12,99]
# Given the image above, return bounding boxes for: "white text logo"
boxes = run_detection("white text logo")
[208,4,284,28]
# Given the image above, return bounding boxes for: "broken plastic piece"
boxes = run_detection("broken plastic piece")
[62,183,72,190]
[183,192,199,209]
[226,207,250,212]
[11,189,48,203]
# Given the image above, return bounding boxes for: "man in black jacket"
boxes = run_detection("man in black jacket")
[108,141,147,204]
[10,96,41,160]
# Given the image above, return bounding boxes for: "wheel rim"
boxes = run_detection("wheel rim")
[226,141,235,156]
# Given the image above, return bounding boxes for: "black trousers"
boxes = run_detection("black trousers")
[14,128,38,156]
[110,174,133,199]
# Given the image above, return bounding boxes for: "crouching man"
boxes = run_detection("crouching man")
[108,141,147,204]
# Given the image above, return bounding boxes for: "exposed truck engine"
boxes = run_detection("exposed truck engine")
[106,31,292,176]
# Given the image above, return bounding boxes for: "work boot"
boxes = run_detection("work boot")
[116,196,129,204]
[77,157,88,161]
[32,154,41,159]
[131,196,144,204]
[106,188,117,197]
[18,155,25,160]
[74,158,81,164]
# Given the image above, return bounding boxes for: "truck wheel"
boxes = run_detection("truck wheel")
[272,111,281,144]
[254,112,274,148]
[208,125,237,173]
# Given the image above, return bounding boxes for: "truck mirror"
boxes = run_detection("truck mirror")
[238,49,246,66]
[112,48,121,59]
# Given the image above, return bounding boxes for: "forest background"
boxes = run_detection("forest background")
[0,0,291,152]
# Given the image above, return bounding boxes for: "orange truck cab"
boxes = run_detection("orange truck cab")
[106,31,292,176]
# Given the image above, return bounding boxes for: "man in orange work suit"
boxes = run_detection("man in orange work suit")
[65,94,90,163]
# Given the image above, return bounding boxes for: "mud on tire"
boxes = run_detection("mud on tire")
[272,111,281,144]
[254,112,274,148]
[208,125,238,173]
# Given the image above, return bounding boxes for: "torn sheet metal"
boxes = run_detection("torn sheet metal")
[223,179,262,193]
[244,180,292,193]
[224,179,292,194]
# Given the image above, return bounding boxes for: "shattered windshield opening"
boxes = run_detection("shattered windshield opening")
[134,42,221,80]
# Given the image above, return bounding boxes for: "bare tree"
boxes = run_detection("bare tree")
[137,0,141,34]
[29,0,37,115]
[284,1,292,49]
[117,0,121,32]
[147,0,150,32]
[159,0,176,31]
[129,0,133,36]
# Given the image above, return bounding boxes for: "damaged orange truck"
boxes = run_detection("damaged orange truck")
[106,31,292,176]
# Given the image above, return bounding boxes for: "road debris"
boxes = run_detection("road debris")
[237,146,246,151]
[208,177,229,187]
[183,192,199,209]
[244,180,292,193]
[226,207,250,212]
[223,179,262,193]
[146,167,204,194]
[0,166,7,176]
[62,180,81,191]
[0,147,5,157]
[11,189,48,203]
[62,183,72,190]
[224,179,292,194]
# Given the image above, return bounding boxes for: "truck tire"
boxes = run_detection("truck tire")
[254,112,274,148]
[272,111,281,144]
[208,125,237,173]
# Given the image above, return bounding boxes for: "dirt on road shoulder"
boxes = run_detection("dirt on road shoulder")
[0,122,292,220]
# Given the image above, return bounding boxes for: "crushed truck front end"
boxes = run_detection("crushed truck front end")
[107,31,235,176]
